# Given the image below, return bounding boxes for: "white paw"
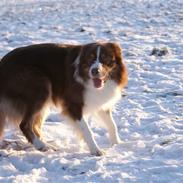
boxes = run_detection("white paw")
[33,138,49,151]
[38,145,50,152]
[111,137,122,146]
[91,148,105,156]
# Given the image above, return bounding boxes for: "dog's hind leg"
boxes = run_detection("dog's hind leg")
[18,75,51,151]
[33,113,44,139]
[33,109,48,139]
[20,101,50,151]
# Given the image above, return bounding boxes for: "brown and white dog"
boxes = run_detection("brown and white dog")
[0,42,127,156]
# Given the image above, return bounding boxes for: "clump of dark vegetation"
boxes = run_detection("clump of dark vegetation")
[150,47,169,56]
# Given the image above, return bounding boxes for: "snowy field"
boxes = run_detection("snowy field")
[0,0,183,182]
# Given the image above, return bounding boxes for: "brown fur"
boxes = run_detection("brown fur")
[0,42,127,151]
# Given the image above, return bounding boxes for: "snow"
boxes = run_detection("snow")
[0,0,183,182]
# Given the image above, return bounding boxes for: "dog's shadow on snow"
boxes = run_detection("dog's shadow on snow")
[0,139,34,151]
[0,138,92,157]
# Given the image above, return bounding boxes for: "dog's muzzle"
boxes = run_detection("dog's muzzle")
[90,66,106,89]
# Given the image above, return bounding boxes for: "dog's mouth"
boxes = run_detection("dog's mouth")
[92,77,105,89]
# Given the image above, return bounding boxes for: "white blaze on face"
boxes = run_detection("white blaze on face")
[96,46,101,63]
[89,46,105,89]
[89,46,102,78]
[95,46,102,70]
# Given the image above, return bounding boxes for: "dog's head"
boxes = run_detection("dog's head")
[74,42,127,89]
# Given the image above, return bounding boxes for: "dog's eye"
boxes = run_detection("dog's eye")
[102,54,113,61]
[101,54,115,67]
[101,54,107,60]
[106,60,115,67]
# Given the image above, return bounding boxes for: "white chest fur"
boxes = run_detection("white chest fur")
[83,80,121,115]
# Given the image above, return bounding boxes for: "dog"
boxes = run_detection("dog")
[0,42,127,156]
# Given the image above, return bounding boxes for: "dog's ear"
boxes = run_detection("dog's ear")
[79,43,97,62]
[108,42,128,87]
[108,42,123,60]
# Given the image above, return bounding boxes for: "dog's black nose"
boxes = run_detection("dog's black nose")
[91,68,100,76]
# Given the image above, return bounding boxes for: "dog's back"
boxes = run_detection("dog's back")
[0,44,72,94]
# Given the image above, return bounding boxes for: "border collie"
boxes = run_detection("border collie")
[0,42,127,156]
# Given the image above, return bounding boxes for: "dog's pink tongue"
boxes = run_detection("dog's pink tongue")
[93,78,103,88]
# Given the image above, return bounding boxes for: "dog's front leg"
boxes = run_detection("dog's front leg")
[76,118,104,156]
[97,110,121,145]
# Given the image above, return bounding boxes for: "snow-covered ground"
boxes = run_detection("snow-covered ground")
[0,0,183,182]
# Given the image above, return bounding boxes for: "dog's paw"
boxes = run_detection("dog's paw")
[33,138,49,151]
[38,144,59,152]
[111,137,122,146]
[33,138,59,152]
[91,149,105,156]
[37,145,50,152]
